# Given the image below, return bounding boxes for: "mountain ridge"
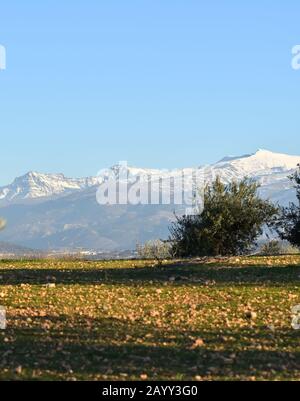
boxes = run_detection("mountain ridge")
[0,149,299,251]
[1,149,299,205]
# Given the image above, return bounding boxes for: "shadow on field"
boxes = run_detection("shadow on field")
[0,314,300,380]
[0,263,300,286]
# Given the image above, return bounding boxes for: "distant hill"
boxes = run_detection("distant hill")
[0,241,35,255]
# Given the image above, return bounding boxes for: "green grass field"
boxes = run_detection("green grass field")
[0,256,300,381]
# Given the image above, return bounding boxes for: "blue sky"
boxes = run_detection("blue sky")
[0,1,300,184]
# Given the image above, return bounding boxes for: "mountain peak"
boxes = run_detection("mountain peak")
[220,149,300,175]
[255,148,271,154]
[24,171,65,179]
[251,148,300,163]
[0,171,99,203]
[20,171,41,180]
[254,149,280,156]
[26,170,38,176]
[216,149,285,164]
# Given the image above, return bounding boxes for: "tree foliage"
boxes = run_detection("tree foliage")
[259,240,282,256]
[136,240,172,263]
[169,177,278,257]
[274,164,300,248]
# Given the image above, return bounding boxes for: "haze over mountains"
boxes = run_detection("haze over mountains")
[0,149,299,251]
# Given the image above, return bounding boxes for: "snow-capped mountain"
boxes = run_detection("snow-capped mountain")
[0,171,101,203]
[212,149,300,180]
[208,149,300,206]
[1,149,299,204]
[0,149,299,251]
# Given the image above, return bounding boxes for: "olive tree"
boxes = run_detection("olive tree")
[275,164,300,248]
[169,177,278,257]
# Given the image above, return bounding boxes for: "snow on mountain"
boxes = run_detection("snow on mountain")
[209,149,300,204]
[210,149,299,180]
[0,171,101,203]
[216,148,299,172]
[0,149,299,205]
